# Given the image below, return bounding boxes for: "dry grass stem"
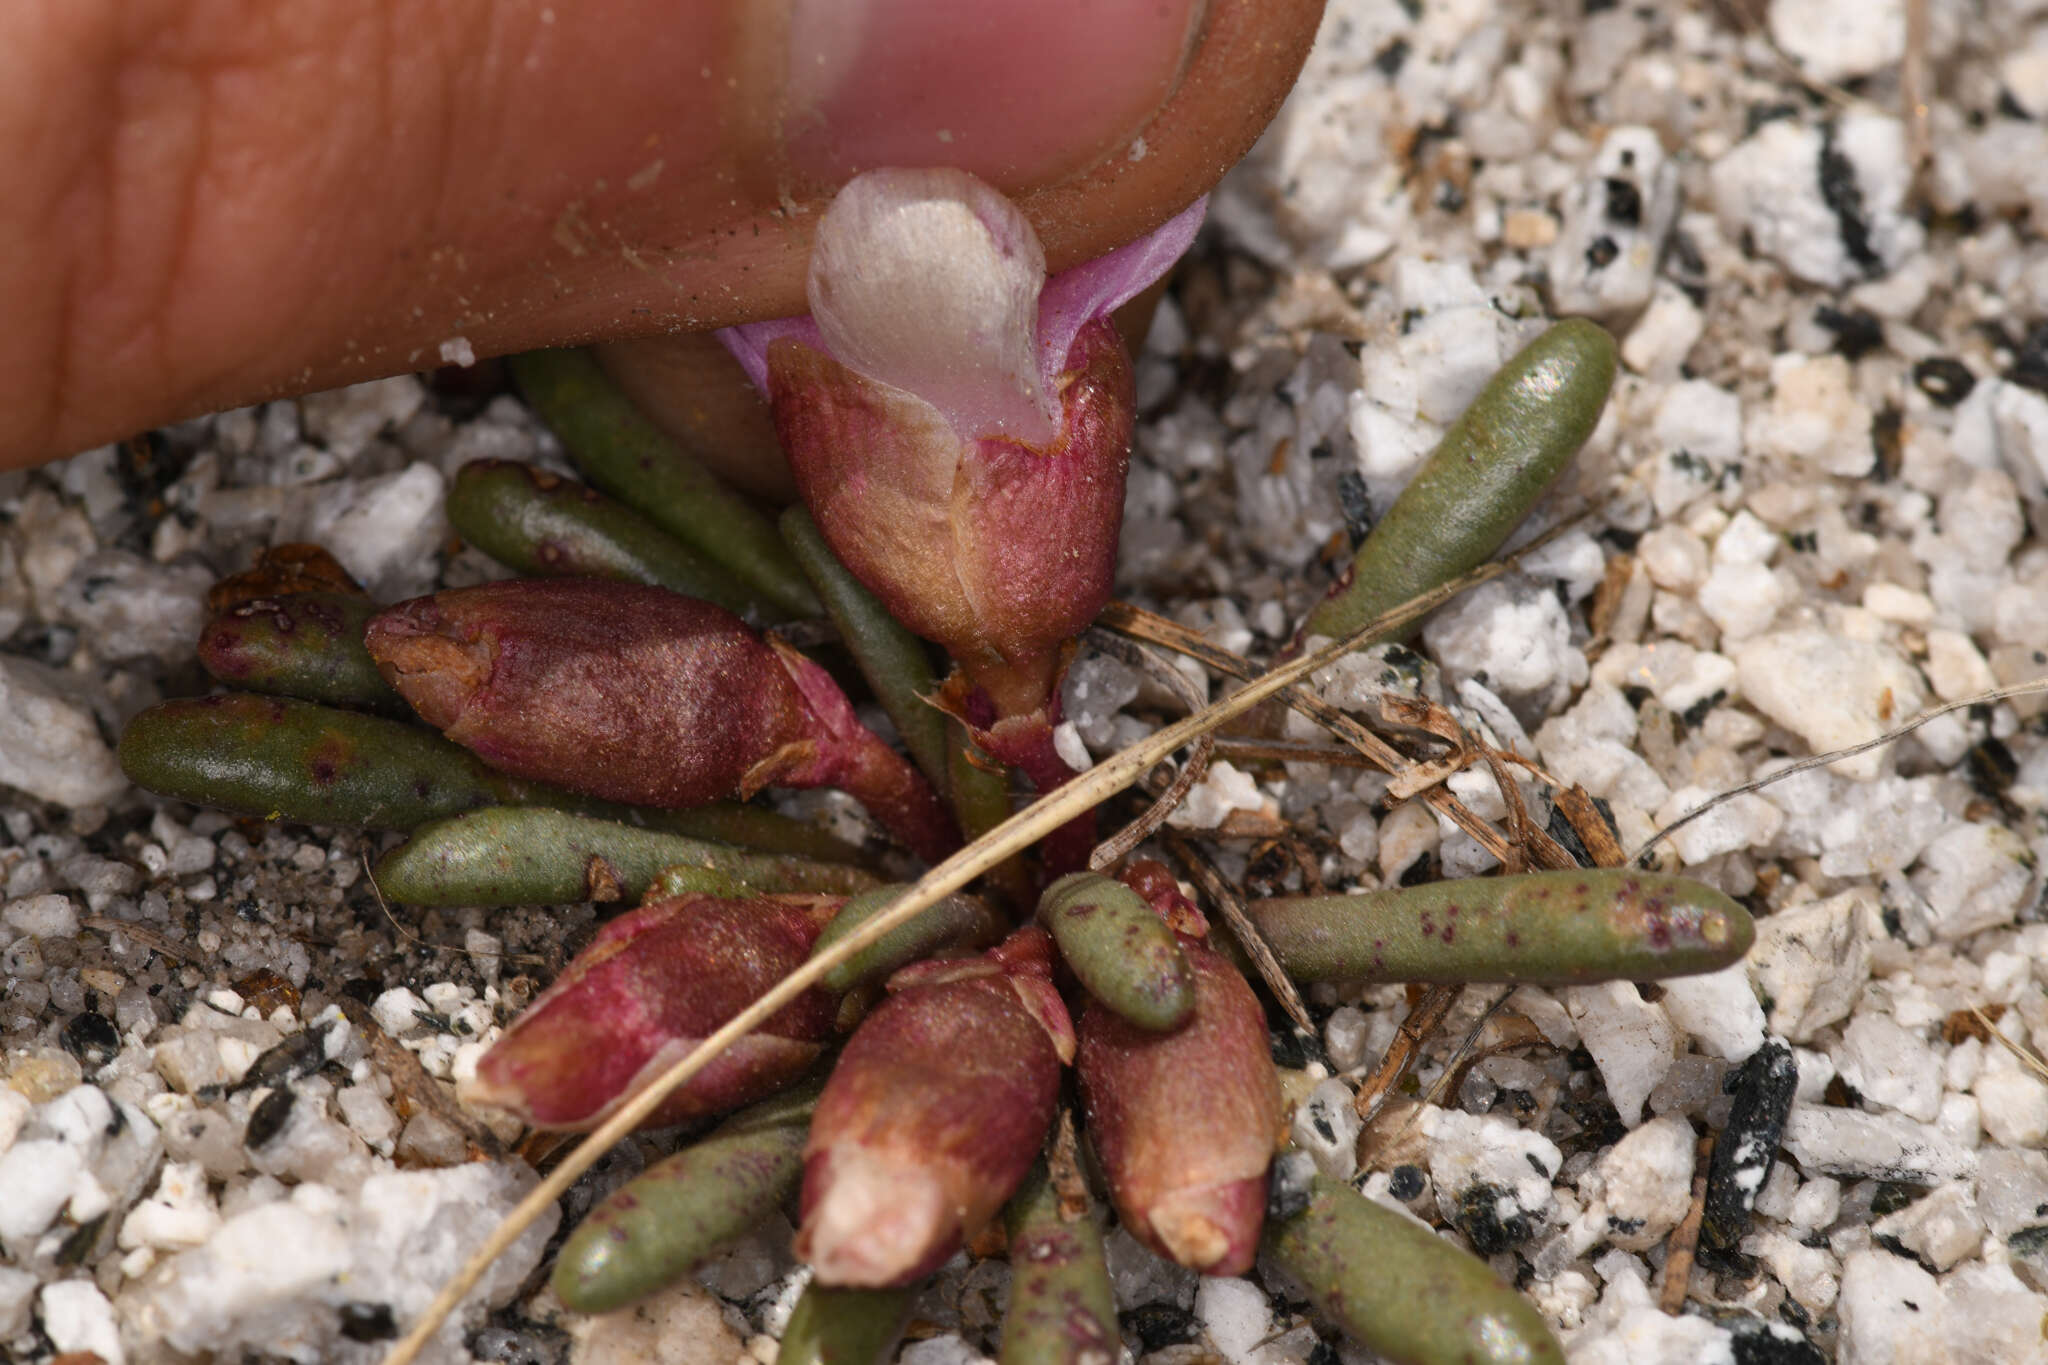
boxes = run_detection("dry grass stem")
[1160,826,1319,1046]
[1629,677,2048,866]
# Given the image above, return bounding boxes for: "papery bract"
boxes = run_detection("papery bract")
[796,926,1071,1287]
[460,892,841,1130]
[363,578,956,861]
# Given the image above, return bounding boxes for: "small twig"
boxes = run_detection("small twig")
[1279,829,1327,896]
[1413,988,1516,1118]
[1659,1136,1716,1313]
[1974,1006,2048,1084]
[1099,601,1519,867]
[1353,985,1463,1125]
[1083,628,1217,869]
[1555,785,1627,869]
[1431,996,1547,1108]
[1210,737,1385,768]
[1629,677,2048,866]
[1902,0,1931,186]
[1160,827,1320,1050]
[81,917,205,965]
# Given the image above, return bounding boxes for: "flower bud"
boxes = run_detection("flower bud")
[796,927,1071,1287]
[1076,942,1282,1275]
[723,171,1202,730]
[364,578,956,861]
[460,891,840,1130]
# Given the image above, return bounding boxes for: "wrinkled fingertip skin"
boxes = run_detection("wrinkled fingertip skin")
[1039,872,1194,1032]
[462,892,839,1131]
[1265,1174,1565,1365]
[196,592,406,714]
[777,1284,915,1365]
[1076,944,1280,1275]
[446,458,774,621]
[768,318,1132,722]
[1304,317,1616,645]
[1000,1166,1119,1365]
[1247,869,1754,985]
[798,933,1069,1287]
[553,1081,821,1313]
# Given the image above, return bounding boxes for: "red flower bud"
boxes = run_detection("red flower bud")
[364,578,956,861]
[723,171,1202,731]
[796,927,1071,1287]
[1076,943,1282,1275]
[460,891,840,1131]
[765,316,1131,722]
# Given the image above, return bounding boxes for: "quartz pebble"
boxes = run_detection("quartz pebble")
[1571,1113,1695,1253]
[1780,1105,1977,1184]
[1746,890,1875,1041]
[1654,967,1764,1063]
[1871,1181,1984,1272]
[1836,1248,1949,1365]
[1563,983,1674,1126]
[1710,113,1923,290]
[0,656,128,808]
[40,1279,125,1365]
[1547,126,1679,320]
[1193,1276,1272,1365]
[129,1162,555,1364]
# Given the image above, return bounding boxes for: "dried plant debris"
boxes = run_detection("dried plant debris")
[13,2,2048,1362]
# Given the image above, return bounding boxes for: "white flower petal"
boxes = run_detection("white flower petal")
[807,167,1056,445]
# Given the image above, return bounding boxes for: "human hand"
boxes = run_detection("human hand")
[1,0,1321,469]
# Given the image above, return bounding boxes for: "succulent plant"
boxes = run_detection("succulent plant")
[118,167,1746,1365]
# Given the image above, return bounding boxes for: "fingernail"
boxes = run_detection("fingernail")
[785,0,1201,186]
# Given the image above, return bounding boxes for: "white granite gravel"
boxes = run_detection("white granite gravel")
[10,0,2048,1362]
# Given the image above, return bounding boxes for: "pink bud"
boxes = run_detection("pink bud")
[723,172,1201,728]
[797,927,1070,1287]
[364,578,957,861]
[1076,943,1282,1275]
[460,892,840,1130]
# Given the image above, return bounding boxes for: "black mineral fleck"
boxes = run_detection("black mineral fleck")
[1337,469,1374,550]
[244,1086,295,1149]
[1726,1315,1828,1365]
[1454,1181,1541,1256]
[1122,1303,1200,1352]
[1912,356,1976,407]
[1702,1039,1798,1251]
[1815,305,1885,361]
[60,1011,121,1068]
[339,1302,398,1342]
[1817,122,1882,277]
[1604,177,1643,227]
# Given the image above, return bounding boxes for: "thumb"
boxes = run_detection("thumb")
[1,0,1321,468]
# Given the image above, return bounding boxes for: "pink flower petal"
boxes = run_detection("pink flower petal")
[1035,196,1205,383]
